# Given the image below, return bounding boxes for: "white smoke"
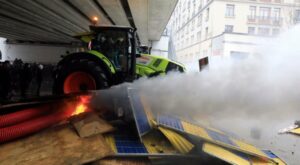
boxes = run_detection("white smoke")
[130,25,300,165]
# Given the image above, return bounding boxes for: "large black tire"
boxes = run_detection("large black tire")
[53,58,109,94]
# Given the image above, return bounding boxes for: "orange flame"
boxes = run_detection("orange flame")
[72,103,88,116]
[80,95,91,104]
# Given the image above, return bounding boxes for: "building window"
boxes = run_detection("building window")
[191,35,194,44]
[203,50,207,56]
[205,27,209,39]
[225,25,233,33]
[198,14,202,27]
[273,8,281,21]
[192,0,196,16]
[206,8,210,21]
[191,20,195,31]
[186,26,188,34]
[295,10,300,23]
[225,4,235,17]
[248,27,255,34]
[272,28,280,35]
[258,27,270,35]
[197,31,201,41]
[259,7,271,20]
[249,6,256,19]
[198,2,202,12]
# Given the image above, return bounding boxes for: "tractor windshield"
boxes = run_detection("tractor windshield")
[91,30,131,73]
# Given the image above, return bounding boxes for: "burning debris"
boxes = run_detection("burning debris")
[0,94,92,143]
[0,87,287,165]
[279,121,300,136]
[72,103,88,116]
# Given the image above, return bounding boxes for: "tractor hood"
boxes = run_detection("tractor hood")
[136,54,186,75]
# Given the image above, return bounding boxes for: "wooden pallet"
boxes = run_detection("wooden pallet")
[0,124,113,165]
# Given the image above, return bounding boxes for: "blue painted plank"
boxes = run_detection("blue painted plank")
[262,150,278,158]
[158,115,184,131]
[206,129,237,147]
[114,134,148,154]
[128,89,152,136]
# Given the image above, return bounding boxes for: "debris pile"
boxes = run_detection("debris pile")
[0,88,287,165]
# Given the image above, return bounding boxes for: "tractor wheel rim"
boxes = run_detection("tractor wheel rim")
[63,71,96,94]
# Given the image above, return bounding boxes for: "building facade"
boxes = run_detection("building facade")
[168,0,300,65]
[150,29,170,59]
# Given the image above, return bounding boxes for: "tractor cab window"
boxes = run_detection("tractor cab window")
[166,62,184,73]
[92,30,128,71]
[138,46,151,54]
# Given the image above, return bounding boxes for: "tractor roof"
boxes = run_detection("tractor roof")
[74,26,136,43]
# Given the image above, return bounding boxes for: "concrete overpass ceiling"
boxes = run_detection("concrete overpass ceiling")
[0,0,78,42]
[0,1,78,36]
[97,0,130,26]
[128,0,149,45]
[37,0,91,31]
[128,0,177,44]
[0,0,177,45]
[0,14,69,42]
[148,0,177,41]
[67,0,111,25]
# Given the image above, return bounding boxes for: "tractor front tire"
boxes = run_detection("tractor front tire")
[53,59,109,94]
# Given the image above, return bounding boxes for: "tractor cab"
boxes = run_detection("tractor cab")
[88,26,137,82]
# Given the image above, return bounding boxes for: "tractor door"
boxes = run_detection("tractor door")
[91,29,135,82]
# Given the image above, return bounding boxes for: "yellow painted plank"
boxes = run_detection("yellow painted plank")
[181,121,211,140]
[272,158,287,165]
[250,157,285,165]
[140,94,155,128]
[158,127,194,154]
[142,132,177,154]
[174,119,270,160]
[203,143,251,165]
[250,158,271,165]
[290,128,300,135]
[234,140,267,159]
[104,135,117,153]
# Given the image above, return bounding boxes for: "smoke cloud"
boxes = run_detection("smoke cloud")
[129,25,300,165]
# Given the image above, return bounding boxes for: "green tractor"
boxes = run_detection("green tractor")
[53,26,185,94]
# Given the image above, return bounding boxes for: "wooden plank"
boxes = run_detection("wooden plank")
[0,124,113,165]
[71,113,115,138]
[94,158,151,165]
